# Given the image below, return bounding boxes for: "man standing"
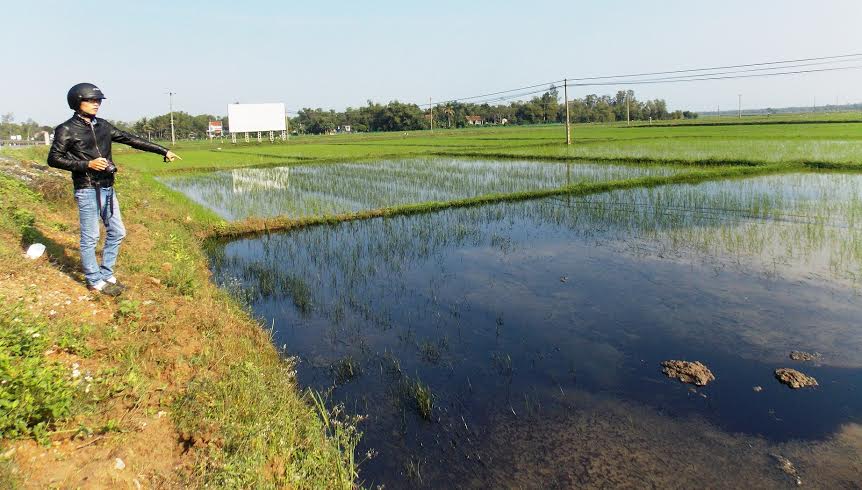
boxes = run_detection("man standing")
[48,83,181,296]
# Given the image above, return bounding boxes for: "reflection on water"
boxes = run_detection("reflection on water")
[161,157,680,220]
[207,172,862,487]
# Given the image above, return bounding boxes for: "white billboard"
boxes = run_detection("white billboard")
[227,103,286,133]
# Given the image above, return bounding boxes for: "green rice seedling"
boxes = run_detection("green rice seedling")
[405,456,423,485]
[418,338,447,364]
[404,376,433,421]
[491,352,514,377]
[330,356,362,385]
[380,350,403,380]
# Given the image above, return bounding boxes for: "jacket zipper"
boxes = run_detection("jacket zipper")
[87,120,104,188]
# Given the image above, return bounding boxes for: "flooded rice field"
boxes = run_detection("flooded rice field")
[161,157,679,220]
[206,171,862,487]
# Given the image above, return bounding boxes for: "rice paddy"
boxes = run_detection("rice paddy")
[158,157,680,220]
[155,120,862,487]
[198,169,862,487]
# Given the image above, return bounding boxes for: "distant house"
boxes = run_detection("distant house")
[465,115,483,125]
[207,121,223,138]
[500,118,509,125]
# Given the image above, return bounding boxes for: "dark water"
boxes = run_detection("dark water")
[205,174,862,487]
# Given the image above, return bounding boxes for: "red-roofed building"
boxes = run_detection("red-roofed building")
[207,121,223,138]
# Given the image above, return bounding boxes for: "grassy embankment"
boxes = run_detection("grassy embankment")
[0,149,358,488]
[1,116,860,487]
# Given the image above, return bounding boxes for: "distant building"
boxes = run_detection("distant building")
[207,121,223,138]
[500,118,508,125]
[465,115,483,125]
[33,130,51,145]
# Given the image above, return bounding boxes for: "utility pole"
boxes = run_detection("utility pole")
[813,95,816,113]
[564,79,571,145]
[167,91,176,146]
[626,90,630,126]
[737,94,742,119]
[717,104,720,118]
[430,97,434,132]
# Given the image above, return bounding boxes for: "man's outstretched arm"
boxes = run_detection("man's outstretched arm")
[109,125,181,161]
[109,125,168,155]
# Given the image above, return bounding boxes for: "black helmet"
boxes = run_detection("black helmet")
[67,83,106,110]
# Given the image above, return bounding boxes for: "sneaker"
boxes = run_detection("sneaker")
[105,276,127,291]
[88,280,124,297]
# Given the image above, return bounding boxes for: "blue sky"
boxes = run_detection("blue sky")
[2,0,861,124]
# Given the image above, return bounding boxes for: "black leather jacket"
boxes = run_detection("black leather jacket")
[48,114,168,189]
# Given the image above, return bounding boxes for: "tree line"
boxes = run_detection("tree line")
[119,87,697,137]
[0,111,225,142]
[123,112,227,140]
[3,87,697,141]
[292,88,696,134]
[1,113,52,141]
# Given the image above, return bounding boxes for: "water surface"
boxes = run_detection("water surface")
[162,157,679,220]
[208,172,862,487]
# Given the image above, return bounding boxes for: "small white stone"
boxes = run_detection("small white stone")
[25,244,45,259]
[114,457,125,470]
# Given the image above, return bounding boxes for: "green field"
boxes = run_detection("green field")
[104,116,862,238]
[113,117,862,177]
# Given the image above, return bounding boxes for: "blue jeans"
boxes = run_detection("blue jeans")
[74,187,126,286]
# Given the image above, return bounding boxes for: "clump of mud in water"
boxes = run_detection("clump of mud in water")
[775,368,818,389]
[790,351,819,362]
[661,360,715,386]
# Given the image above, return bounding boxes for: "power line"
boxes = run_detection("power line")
[571,64,862,87]
[418,79,564,108]
[284,52,862,121]
[416,64,862,109]
[565,52,862,81]
[574,57,862,84]
[420,52,862,108]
